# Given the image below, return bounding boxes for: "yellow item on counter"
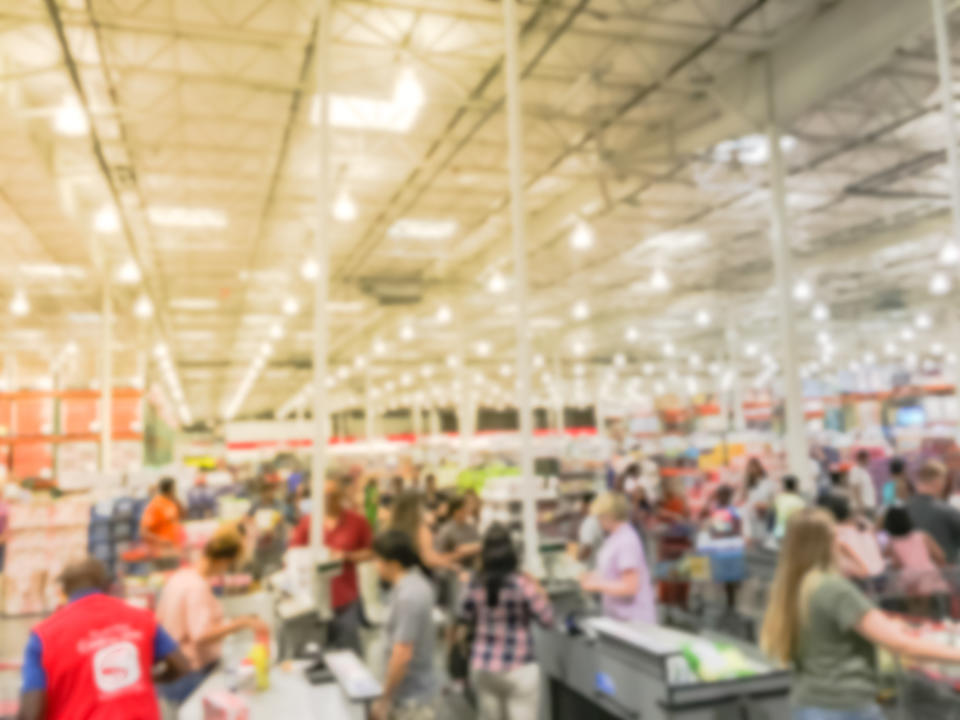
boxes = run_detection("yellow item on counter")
[247,642,270,691]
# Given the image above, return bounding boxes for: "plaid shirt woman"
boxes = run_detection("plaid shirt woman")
[458,525,553,720]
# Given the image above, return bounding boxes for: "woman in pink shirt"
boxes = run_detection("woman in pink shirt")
[155,532,268,704]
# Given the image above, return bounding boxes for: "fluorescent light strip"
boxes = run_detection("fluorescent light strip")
[222,344,273,420]
[155,346,192,425]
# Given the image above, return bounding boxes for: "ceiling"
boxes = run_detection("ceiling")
[1,0,960,426]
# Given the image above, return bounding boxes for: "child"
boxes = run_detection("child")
[773,475,806,540]
[699,485,745,611]
[883,505,949,599]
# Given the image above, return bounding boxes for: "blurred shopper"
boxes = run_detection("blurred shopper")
[19,557,189,720]
[247,480,288,578]
[186,474,217,519]
[907,460,960,563]
[390,490,451,570]
[773,476,807,540]
[699,485,745,611]
[848,450,877,516]
[364,477,381,530]
[140,477,183,555]
[574,492,604,567]
[436,496,481,570]
[882,457,911,507]
[156,532,269,704]
[883,505,949,598]
[825,496,884,581]
[762,508,960,720]
[459,525,553,720]
[580,493,656,623]
[290,479,373,652]
[740,458,773,545]
[657,477,693,609]
[371,530,438,720]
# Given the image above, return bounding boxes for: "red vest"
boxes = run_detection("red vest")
[32,594,161,720]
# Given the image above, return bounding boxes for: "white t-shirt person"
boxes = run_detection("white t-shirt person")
[848,460,877,513]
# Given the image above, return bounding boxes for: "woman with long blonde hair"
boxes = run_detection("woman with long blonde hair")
[761,508,960,719]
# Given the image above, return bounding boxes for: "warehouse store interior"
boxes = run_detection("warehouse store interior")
[2,0,960,719]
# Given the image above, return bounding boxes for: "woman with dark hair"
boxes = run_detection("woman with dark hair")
[371,530,438,720]
[389,490,452,570]
[459,524,553,720]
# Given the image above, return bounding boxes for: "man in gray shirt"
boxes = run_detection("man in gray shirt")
[372,530,437,720]
[907,460,960,563]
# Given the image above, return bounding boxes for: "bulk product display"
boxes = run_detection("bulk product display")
[3,497,90,615]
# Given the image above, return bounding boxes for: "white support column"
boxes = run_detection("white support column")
[724,318,747,433]
[553,356,565,433]
[766,60,808,483]
[309,0,332,555]
[412,401,423,439]
[932,0,960,252]
[502,0,540,571]
[457,361,471,469]
[364,370,376,440]
[100,268,113,473]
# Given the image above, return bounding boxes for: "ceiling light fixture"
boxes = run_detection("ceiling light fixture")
[662,341,675,357]
[625,327,639,343]
[94,205,119,234]
[930,272,952,296]
[9,290,29,317]
[116,259,141,285]
[301,259,319,280]
[269,323,284,340]
[487,272,507,294]
[940,242,960,266]
[811,303,830,322]
[613,353,626,367]
[569,220,595,250]
[793,280,813,302]
[388,218,457,241]
[333,191,357,222]
[436,305,452,324]
[283,297,300,315]
[399,323,415,341]
[475,340,492,357]
[571,300,590,320]
[53,95,88,136]
[695,309,711,327]
[915,313,933,330]
[373,339,387,356]
[900,328,916,342]
[650,268,671,292]
[147,206,227,229]
[133,294,153,319]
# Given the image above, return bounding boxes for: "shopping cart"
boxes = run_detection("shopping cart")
[882,618,960,719]
[858,566,960,621]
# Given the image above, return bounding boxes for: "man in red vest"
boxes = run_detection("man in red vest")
[19,557,189,720]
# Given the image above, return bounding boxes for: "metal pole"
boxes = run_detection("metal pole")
[502,0,540,571]
[554,356,566,433]
[364,369,375,440]
[765,59,808,483]
[932,0,960,250]
[309,0,331,555]
[100,266,113,473]
[457,360,471,469]
[725,318,747,432]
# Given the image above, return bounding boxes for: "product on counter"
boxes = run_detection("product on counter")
[202,691,249,720]
[679,640,766,683]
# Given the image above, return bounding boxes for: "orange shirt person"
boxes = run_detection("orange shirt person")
[141,478,184,552]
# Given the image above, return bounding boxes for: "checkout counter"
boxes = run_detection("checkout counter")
[531,543,790,720]
[179,549,381,719]
[534,618,791,720]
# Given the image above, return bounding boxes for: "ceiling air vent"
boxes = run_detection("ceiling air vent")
[360,278,424,306]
